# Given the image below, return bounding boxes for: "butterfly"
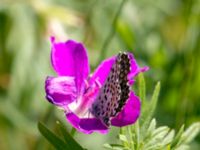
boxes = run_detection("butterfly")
[90,52,131,126]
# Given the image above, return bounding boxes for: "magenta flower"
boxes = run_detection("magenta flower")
[45,37,148,134]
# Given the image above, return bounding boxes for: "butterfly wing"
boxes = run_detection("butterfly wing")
[90,52,131,126]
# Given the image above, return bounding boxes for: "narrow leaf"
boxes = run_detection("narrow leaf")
[119,134,128,142]
[56,121,84,150]
[149,81,161,116]
[171,125,185,148]
[141,82,161,131]
[175,144,190,150]
[104,143,124,150]
[181,122,200,144]
[38,122,68,150]
[162,130,175,146]
[147,119,157,133]
[138,73,146,102]
[137,73,146,127]
[152,126,169,138]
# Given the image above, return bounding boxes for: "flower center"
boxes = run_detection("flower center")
[72,79,101,117]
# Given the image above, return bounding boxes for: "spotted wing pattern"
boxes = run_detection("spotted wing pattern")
[90,52,131,126]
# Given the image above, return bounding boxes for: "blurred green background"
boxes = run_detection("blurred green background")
[0,0,199,149]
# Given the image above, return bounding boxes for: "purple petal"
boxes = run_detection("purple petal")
[89,56,116,85]
[90,53,148,87]
[51,37,90,94]
[128,53,149,84]
[111,92,140,127]
[66,112,108,134]
[45,76,77,107]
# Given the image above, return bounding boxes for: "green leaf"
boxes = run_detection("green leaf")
[180,122,200,144]
[162,130,175,146]
[118,133,130,149]
[104,143,124,150]
[137,73,146,130]
[152,126,169,138]
[38,122,68,150]
[175,144,190,150]
[119,134,128,142]
[171,125,185,148]
[147,119,157,133]
[143,119,156,143]
[144,126,170,150]
[138,73,146,103]
[56,121,84,150]
[140,82,161,131]
[149,81,161,118]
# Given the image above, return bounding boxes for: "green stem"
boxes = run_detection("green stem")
[135,121,140,150]
[128,126,134,150]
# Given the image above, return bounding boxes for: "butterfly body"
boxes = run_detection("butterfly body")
[90,52,131,126]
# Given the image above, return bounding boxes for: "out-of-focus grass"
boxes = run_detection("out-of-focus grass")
[0,0,199,149]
